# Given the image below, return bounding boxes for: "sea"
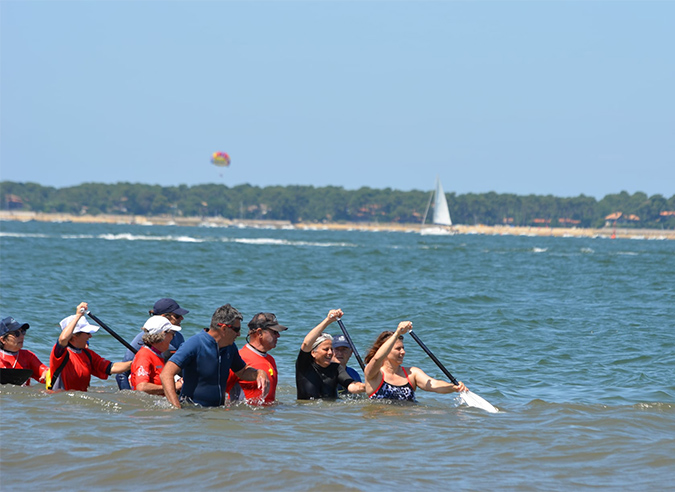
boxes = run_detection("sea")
[0,220,673,491]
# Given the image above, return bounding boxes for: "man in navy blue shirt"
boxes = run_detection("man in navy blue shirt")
[160,304,269,408]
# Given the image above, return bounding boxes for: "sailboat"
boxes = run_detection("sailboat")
[420,177,454,235]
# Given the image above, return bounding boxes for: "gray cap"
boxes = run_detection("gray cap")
[311,333,333,351]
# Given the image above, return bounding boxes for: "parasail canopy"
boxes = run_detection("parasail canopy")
[211,151,231,167]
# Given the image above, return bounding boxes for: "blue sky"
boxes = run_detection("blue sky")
[1,1,673,199]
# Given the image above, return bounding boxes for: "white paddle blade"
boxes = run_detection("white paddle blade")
[459,390,499,413]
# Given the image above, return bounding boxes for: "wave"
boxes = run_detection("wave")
[0,232,49,238]
[229,238,356,248]
[97,233,205,243]
[1,230,355,247]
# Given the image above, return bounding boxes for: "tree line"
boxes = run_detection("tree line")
[2,181,674,229]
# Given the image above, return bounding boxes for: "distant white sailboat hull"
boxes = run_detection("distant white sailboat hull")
[420,225,454,235]
[421,177,455,235]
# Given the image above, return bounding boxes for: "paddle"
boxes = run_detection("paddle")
[409,330,499,413]
[86,311,137,354]
[336,318,365,370]
[0,368,33,386]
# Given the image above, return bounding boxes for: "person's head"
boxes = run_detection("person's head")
[247,312,288,353]
[0,317,30,352]
[311,334,334,368]
[141,315,182,353]
[364,331,405,365]
[210,304,244,346]
[59,314,100,350]
[150,298,189,327]
[332,335,353,367]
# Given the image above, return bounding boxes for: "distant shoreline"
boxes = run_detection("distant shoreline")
[1,210,673,240]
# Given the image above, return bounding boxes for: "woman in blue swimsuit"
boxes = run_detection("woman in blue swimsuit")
[364,321,467,402]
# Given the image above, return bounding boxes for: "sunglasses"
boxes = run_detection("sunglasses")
[8,328,27,337]
[217,323,241,333]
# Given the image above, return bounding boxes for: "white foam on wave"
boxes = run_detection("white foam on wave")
[62,234,96,239]
[532,247,548,253]
[0,232,49,238]
[175,236,204,243]
[230,237,355,248]
[581,247,594,254]
[99,233,161,241]
[97,233,204,243]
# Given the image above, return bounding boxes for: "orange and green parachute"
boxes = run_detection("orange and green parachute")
[211,151,231,167]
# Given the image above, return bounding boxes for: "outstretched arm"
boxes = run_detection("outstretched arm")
[110,361,133,374]
[300,309,343,352]
[409,366,467,393]
[234,366,270,399]
[58,302,88,347]
[364,321,412,384]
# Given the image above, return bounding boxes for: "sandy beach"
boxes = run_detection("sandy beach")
[1,210,673,240]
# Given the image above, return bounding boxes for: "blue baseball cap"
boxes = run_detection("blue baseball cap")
[332,334,350,349]
[152,298,189,316]
[0,317,30,337]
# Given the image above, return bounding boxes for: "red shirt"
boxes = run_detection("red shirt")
[0,349,48,386]
[49,343,111,392]
[226,344,278,404]
[130,346,165,390]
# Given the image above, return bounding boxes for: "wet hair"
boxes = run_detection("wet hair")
[142,331,167,347]
[364,331,404,364]
[210,304,243,330]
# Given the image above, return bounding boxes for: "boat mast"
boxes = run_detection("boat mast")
[421,189,434,225]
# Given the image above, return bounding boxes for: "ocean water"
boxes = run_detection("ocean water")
[0,220,673,491]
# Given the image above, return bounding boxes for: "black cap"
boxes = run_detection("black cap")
[248,313,288,333]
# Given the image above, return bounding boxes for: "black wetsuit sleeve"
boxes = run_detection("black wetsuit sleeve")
[336,364,355,390]
[296,349,312,371]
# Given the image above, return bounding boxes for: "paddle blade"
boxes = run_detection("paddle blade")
[459,390,499,414]
[0,368,33,386]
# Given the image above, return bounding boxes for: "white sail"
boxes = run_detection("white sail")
[420,177,454,235]
[432,178,452,226]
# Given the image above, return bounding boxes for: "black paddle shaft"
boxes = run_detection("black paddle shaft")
[86,311,137,354]
[409,330,459,385]
[336,319,365,370]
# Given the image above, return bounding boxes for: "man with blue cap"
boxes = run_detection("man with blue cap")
[0,316,48,386]
[333,334,362,393]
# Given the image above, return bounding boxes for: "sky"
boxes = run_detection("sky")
[1,1,673,199]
